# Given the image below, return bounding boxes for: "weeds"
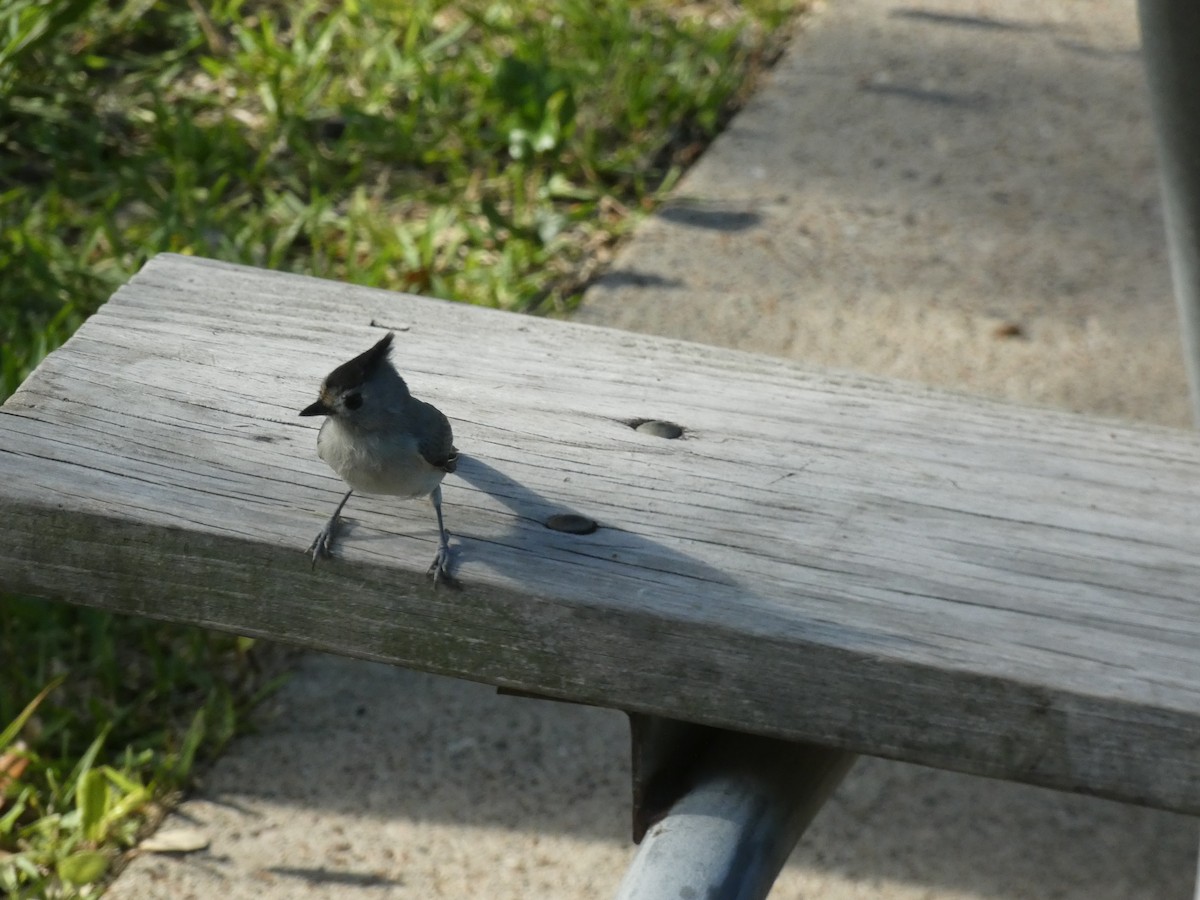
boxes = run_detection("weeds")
[0,598,285,896]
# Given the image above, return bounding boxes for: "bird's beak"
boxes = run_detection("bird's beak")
[299,399,333,417]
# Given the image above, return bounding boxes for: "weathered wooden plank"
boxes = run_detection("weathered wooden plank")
[1,253,1199,812]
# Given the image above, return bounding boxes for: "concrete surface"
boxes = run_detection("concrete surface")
[109,0,1199,897]
[578,0,1189,428]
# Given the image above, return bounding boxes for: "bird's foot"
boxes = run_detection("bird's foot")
[307,515,340,569]
[427,541,461,590]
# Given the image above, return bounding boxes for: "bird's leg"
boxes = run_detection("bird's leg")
[426,485,460,589]
[308,488,353,569]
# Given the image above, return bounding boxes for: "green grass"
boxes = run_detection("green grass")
[0,0,799,894]
[0,0,795,397]
[0,600,284,898]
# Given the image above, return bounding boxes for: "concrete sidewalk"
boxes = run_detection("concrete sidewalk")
[110,1,1198,898]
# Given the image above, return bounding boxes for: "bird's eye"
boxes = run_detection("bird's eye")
[344,392,363,410]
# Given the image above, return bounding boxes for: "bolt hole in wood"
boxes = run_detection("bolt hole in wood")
[544,514,599,535]
[628,419,684,439]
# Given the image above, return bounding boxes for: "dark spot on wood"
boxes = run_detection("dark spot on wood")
[368,319,410,331]
[544,513,598,535]
[629,419,684,439]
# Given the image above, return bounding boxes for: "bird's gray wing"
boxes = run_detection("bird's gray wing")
[415,400,458,473]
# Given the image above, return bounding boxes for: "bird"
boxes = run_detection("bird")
[299,332,460,588]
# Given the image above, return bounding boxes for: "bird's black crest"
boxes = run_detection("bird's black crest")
[324,332,394,390]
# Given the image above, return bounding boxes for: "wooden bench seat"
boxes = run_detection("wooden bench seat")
[2,253,1198,816]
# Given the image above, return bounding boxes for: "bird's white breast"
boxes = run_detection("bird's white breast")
[317,418,446,498]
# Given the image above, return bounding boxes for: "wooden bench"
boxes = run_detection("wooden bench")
[3,253,1200,895]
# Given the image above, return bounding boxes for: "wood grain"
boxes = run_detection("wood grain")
[2,253,1199,813]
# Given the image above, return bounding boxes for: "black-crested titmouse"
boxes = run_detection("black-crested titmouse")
[300,332,460,588]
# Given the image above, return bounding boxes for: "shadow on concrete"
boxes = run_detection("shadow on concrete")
[589,269,684,291]
[267,867,402,888]
[890,8,1036,31]
[656,203,762,232]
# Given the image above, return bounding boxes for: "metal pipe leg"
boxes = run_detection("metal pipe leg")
[1138,0,1200,424]
[616,729,855,900]
[1136,4,1200,891]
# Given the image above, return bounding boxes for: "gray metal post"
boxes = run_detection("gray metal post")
[1137,3,1200,893]
[615,732,855,900]
[1138,0,1200,425]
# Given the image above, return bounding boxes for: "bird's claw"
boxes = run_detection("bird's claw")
[427,542,461,590]
[307,517,339,569]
